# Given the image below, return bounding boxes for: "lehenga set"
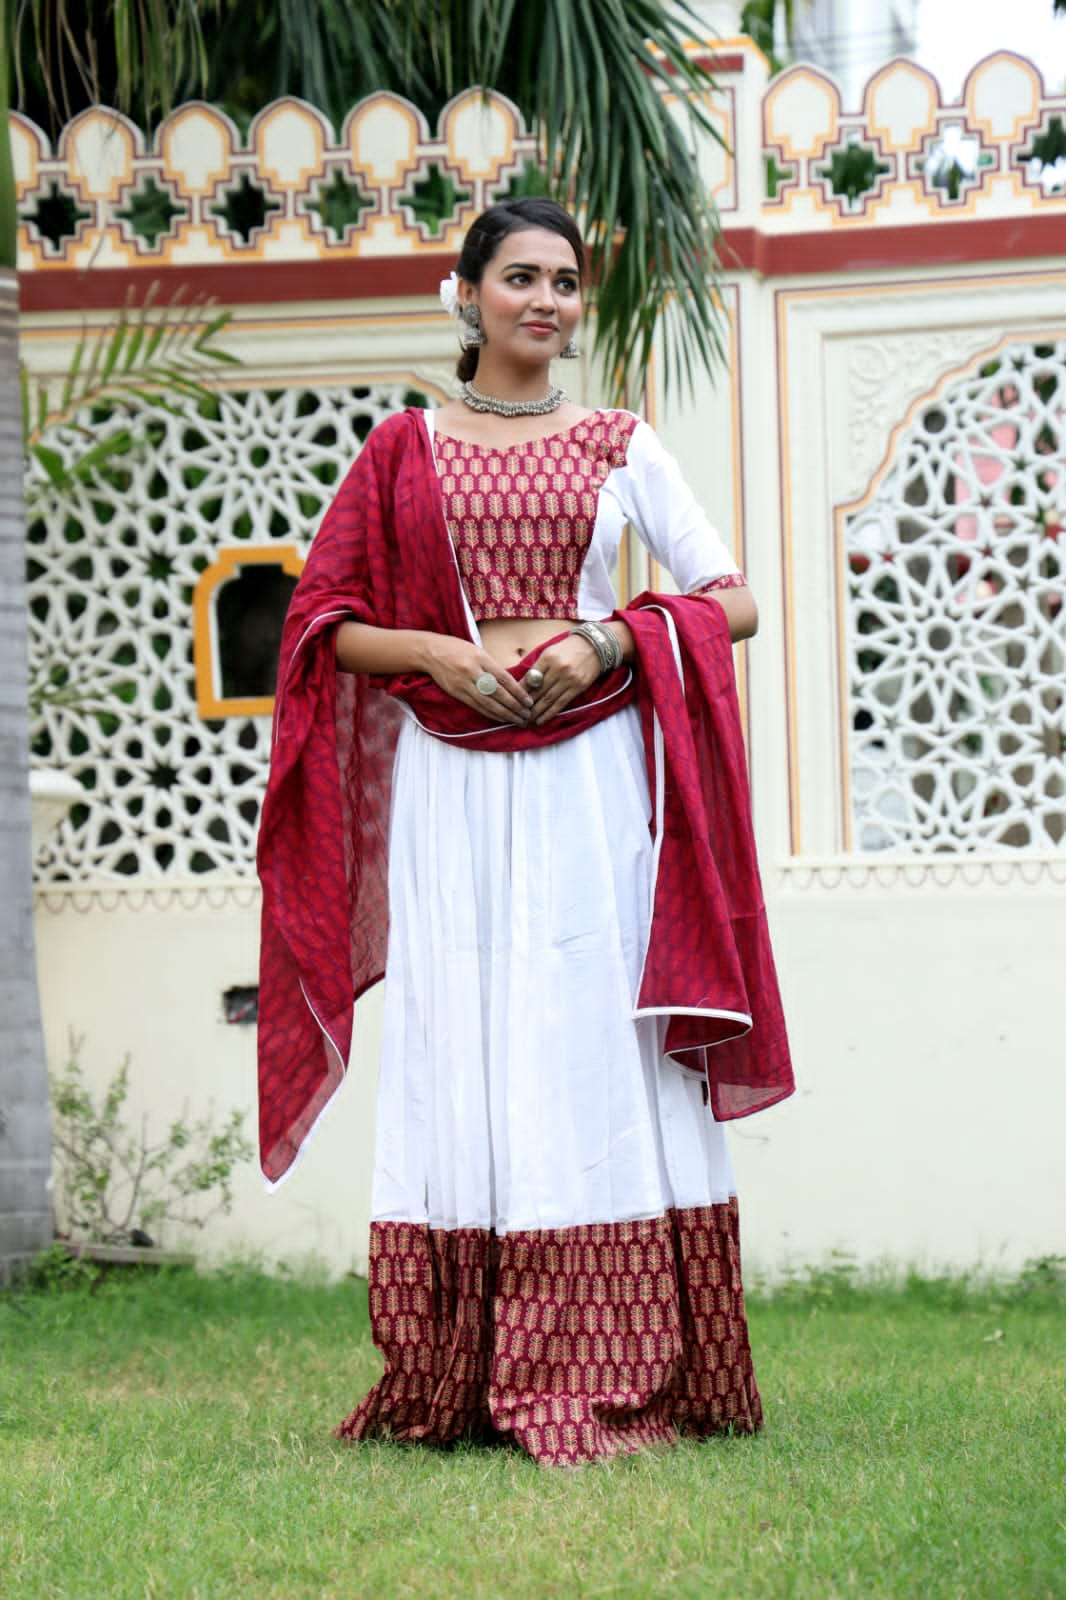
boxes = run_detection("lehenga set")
[257,407,792,1466]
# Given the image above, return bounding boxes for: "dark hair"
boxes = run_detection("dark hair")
[453,198,585,382]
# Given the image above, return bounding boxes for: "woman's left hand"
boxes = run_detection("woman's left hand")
[523,632,606,725]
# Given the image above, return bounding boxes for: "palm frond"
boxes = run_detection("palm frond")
[199,0,409,129]
[466,0,730,401]
[13,1,734,400]
[233,0,729,398]
[15,0,218,130]
[23,286,236,505]
[1,4,18,267]
[381,0,728,401]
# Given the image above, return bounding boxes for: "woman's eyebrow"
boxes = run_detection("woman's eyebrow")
[503,261,576,273]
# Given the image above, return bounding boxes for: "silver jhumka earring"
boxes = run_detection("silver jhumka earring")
[460,305,486,349]
[560,337,580,359]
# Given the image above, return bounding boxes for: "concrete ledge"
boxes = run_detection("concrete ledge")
[59,1242,196,1268]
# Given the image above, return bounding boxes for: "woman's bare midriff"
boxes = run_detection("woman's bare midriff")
[478,616,576,665]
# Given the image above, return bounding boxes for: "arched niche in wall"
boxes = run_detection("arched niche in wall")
[192,546,304,719]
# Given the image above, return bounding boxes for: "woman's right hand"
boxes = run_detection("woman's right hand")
[421,635,533,725]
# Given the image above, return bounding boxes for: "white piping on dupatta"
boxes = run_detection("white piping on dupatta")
[631,603,753,1045]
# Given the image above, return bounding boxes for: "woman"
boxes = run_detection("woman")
[257,198,793,1467]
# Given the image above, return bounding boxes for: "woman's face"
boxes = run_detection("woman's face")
[461,227,582,367]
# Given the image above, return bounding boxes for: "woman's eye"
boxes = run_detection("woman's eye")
[556,278,578,293]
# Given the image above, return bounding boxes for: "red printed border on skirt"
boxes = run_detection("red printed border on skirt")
[336,1202,762,1467]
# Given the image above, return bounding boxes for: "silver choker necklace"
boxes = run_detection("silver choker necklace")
[459,381,567,417]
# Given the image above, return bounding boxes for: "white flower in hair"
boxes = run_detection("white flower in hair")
[439,271,461,319]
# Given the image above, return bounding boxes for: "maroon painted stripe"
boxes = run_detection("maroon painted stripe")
[17,212,1066,312]
[656,52,750,74]
[720,214,1066,275]
[18,253,458,311]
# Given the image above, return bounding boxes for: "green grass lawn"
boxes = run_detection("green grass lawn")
[1,1257,1063,1599]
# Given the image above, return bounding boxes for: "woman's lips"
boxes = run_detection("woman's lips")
[523,322,557,334]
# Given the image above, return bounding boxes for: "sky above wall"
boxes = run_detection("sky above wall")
[917,0,1066,97]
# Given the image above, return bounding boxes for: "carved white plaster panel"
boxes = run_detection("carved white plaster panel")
[841,328,999,505]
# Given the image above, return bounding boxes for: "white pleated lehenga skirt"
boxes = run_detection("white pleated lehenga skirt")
[337,702,763,1466]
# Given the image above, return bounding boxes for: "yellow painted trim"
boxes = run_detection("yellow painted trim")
[724,284,749,731]
[68,223,138,269]
[192,545,305,718]
[776,289,801,852]
[864,61,939,152]
[159,103,235,199]
[725,288,745,572]
[835,512,855,853]
[64,109,137,203]
[254,103,327,192]
[9,115,43,200]
[347,93,422,189]
[442,89,516,184]
[965,52,1042,144]
[643,356,664,596]
[764,67,842,163]
[659,88,736,206]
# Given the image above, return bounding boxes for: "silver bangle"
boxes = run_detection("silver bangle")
[570,620,623,675]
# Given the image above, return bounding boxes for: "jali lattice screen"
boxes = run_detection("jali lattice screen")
[845,339,1065,853]
[29,381,429,883]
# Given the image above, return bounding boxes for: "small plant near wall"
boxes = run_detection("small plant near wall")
[51,1037,254,1252]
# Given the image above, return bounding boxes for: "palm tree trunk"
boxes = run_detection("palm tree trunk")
[0,269,53,1278]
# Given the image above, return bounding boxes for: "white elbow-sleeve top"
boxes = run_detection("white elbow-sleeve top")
[576,413,740,617]
[424,407,741,623]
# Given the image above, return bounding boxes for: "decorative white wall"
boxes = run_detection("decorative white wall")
[18,46,1066,1273]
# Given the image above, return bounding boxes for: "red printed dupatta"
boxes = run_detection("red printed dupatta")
[256,407,635,1182]
[624,595,793,1120]
[256,409,460,1185]
[257,408,793,1186]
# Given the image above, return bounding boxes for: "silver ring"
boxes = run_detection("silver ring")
[474,671,499,696]
[525,668,545,690]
